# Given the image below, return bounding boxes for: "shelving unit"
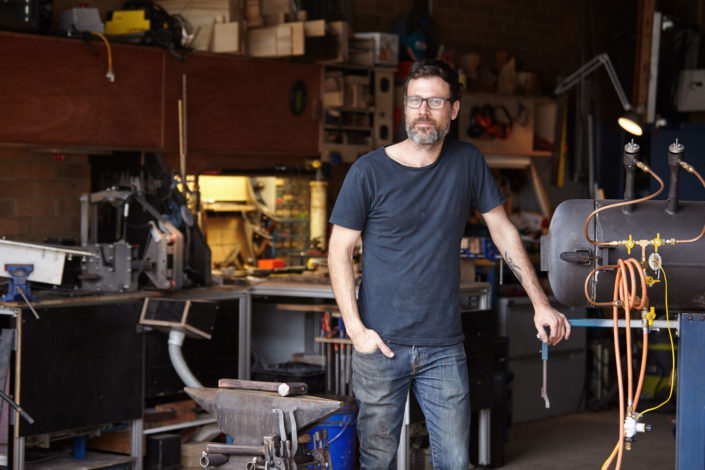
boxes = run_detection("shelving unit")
[322,63,396,162]
[272,177,310,256]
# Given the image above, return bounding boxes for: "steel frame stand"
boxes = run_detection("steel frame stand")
[676,313,705,469]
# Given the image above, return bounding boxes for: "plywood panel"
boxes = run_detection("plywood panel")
[0,32,163,150]
[164,54,321,159]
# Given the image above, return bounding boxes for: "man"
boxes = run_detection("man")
[328,59,570,469]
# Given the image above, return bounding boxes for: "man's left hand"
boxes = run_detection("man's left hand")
[534,305,571,345]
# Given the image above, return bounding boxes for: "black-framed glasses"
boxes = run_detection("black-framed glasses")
[404,96,452,109]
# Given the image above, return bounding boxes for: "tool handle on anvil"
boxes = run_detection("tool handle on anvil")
[218,378,308,396]
[206,443,265,456]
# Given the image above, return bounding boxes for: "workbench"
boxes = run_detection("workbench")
[0,278,495,470]
[0,286,249,470]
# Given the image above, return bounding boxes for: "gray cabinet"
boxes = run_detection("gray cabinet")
[498,296,587,423]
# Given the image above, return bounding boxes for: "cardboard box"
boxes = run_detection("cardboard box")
[247,22,304,57]
[676,69,705,111]
[212,21,241,54]
[182,441,215,468]
[323,74,344,107]
[348,37,375,66]
[304,19,326,37]
[245,0,263,27]
[317,20,348,63]
[343,75,371,108]
[354,32,399,65]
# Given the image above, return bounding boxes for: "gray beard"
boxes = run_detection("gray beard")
[405,119,450,145]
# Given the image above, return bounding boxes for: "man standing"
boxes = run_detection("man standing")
[328,60,570,469]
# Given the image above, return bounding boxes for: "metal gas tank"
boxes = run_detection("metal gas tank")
[541,199,705,310]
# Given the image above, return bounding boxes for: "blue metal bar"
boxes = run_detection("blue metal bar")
[568,318,677,330]
[676,313,705,469]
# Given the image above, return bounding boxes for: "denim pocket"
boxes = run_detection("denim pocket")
[353,346,381,356]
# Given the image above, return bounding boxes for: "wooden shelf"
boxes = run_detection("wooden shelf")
[323,125,373,132]
[26,451,134,470]
[327,106,376,112]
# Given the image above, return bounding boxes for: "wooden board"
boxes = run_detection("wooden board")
[633,0,656,114]
[87,429,134,455]
[0,33,163,150]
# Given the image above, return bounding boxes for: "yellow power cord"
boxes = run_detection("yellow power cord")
[601,263,675,470]
[88,31,115,82]
[635,264,675,420]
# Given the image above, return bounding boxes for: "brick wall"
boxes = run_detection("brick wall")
[0,148,90,243]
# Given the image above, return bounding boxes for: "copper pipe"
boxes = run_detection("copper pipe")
[633,332,649,412]
[584,168,665,246]
[618,260,634,407]
[613,266,625,470]
[584,264,619,306]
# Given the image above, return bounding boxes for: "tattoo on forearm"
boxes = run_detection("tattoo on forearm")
[505,252,523,283]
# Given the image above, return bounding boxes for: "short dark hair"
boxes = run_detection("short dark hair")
[403,60,462,103]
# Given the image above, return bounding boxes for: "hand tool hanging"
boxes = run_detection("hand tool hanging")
[178,73,188,192]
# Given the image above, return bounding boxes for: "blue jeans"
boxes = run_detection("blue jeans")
[352,342,470,470]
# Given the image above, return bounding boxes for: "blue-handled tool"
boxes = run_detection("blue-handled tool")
[541,340,550,408]
[538,327,551,409]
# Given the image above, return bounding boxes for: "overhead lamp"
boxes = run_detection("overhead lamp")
[555,53,643,136]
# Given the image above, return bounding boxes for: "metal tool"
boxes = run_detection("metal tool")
[0,240,95,301]
[541,340,550,408]
[185,387,341,469]
[218,378,308,397]
[538,333,550,409]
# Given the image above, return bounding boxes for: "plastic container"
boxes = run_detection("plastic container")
[308,401,357,470]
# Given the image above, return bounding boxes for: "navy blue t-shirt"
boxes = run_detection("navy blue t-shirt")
[329,139,505,346]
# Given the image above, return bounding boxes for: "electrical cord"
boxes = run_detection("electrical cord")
[88,31,115,82]
[635,264,675,421]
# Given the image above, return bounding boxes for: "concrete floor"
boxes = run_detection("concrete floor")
[499,409,676,469]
